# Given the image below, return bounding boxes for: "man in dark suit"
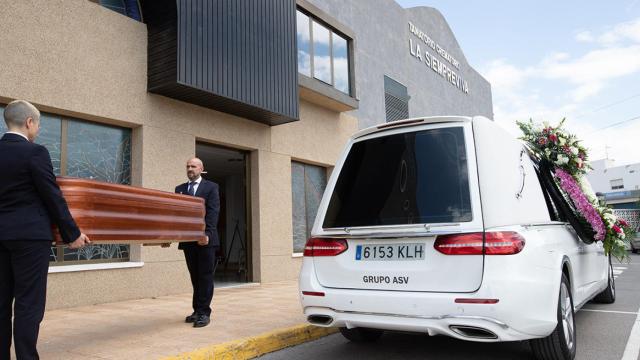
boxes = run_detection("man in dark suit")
[175,157,220,328]
[0,100,90,360]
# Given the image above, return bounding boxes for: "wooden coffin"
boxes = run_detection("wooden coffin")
[53,177,206,245]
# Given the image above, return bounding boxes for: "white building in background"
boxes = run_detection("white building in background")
[587,159,640,209]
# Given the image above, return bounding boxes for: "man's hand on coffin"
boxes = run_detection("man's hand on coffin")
[68,233,91,249]
[197,235,209,246]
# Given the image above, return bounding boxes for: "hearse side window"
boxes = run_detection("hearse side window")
[532,159,565,222]
[531,159,568,222]
[323,127,472,228]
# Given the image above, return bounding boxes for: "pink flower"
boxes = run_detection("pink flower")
[554,168,606,241]
[613,225,622,234]
[538,137,548,145]
[549,134,558,143]
[619,219,628,227]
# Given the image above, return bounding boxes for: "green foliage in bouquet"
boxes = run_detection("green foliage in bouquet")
[517,118,590,175]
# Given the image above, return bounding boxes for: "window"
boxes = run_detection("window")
[292,162,327,253]
[384,75,410,122]
[296,11,311,77]
[1,106,132,265]
[95,0,142,21]
[312,22,332,85]
[533,163,564,222]
[611,179,624,190]
[296,9,351,95]
[332,34,349,94]
[323,127,472,228]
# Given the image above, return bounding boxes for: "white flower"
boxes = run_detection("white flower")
[604,216,616,227]
[555,154,569,165]
[577,175,598,203]
[545,148,551,156]
[559,137,566,146]
[570,147,579,155]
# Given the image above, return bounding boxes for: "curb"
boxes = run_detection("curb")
[162,324,338,360]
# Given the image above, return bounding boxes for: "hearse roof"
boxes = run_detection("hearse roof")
[353,116,473,140]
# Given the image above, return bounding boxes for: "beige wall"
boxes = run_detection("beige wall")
[0,0,358,309]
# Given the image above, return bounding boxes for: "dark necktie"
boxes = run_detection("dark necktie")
[188,182,196,196]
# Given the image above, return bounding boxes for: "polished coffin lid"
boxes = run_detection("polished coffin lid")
[53,177,206,245]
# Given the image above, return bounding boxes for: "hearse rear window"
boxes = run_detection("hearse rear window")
[323,127,472,228]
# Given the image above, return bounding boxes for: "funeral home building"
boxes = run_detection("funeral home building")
[0,0,492,308]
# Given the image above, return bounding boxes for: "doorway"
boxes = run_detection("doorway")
[196,142,250,285]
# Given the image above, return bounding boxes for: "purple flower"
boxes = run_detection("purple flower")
[554,168,606,241]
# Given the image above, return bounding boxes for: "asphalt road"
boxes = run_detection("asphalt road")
[260,253,640,360]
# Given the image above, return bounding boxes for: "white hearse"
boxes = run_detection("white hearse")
[299,116,615,360]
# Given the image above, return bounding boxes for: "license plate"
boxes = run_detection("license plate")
[355,243,425,261]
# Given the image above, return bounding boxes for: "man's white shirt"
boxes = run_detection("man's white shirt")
[5,131,29,141]
[188,176,202,195]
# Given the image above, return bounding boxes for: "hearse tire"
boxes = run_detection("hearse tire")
[530,274,576,360]
[593,259,616,304]
[339,327,384,342]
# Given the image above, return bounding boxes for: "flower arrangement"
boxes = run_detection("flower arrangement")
[517,118,632,261]
[518,119,590,175]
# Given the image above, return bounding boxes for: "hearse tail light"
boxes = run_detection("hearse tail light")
[484,231,526,255]
[434,232,484,255]
[434,232,525,255]
[303,238,348,257]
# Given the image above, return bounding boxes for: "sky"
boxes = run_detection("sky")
[396,0,640,166]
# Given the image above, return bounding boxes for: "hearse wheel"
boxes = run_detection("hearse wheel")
[530,274,576,360]
[593,257,616,304]
[339,327,384,342]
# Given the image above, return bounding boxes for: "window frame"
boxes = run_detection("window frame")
[610,178,624,190]
[89,0,143,22]
[291,161,328,255]
[52,117,133,266]
[296,6,353,96]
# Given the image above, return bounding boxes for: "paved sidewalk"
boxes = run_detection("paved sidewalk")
[28,280,313,359]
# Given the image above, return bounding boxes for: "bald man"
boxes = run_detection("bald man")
[0,100,90,360]
[175,158,220,328]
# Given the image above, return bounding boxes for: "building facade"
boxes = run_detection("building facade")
[587,159,640,209]
[0,0,492,309]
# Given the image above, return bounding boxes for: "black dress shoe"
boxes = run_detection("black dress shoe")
[193,314,210,328]
[185,313,197,323]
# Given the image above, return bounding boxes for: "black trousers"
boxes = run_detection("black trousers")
[183,245,217,316]
[0,240,51,360]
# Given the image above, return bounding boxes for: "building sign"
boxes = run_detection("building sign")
[408,21,469,94]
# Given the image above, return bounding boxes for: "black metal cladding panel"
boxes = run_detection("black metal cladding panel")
[155,83,292,126]
[175,0,299,124]
[148,22,178,90]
